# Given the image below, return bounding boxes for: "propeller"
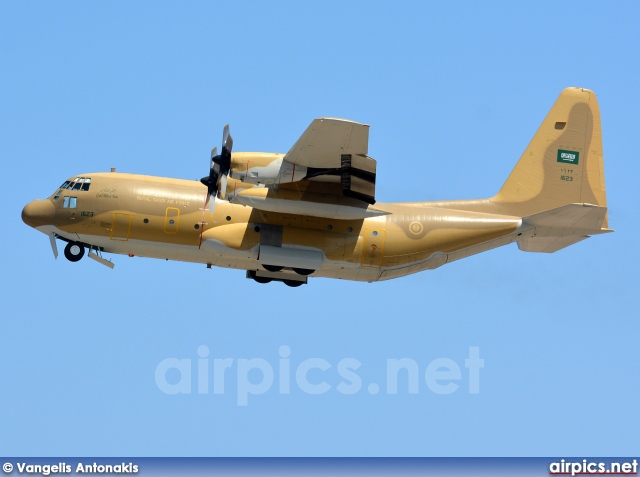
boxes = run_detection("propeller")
[201,124,233,214]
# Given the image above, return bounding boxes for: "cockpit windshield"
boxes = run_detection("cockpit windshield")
[52,177,91,201]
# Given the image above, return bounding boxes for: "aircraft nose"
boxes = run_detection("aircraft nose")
[22,199,55,228]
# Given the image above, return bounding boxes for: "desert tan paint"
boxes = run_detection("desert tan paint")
[22,88,610,283]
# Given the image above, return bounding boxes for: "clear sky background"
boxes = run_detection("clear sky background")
[1,1,638,457]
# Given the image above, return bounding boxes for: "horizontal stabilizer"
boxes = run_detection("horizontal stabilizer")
[518,203,612,253]
[523,203,608,230]
[518,235,589,253]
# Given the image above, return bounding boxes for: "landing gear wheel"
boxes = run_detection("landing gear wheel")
[283,280,303,287]
[293,268,314,276]
[263,264,283,272]
[253,275,272,284]
[64,242,85,262]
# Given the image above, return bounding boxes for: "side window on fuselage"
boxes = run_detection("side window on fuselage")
[62,197,77,209]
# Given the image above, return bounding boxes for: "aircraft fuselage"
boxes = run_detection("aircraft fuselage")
[22,171,522,283]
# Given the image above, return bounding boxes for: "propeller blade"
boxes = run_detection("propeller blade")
[49,233,58,259]
[218,174,227,199]
[210,147,218,169]
[202,147,220,200]
[208,195,216,215]
[222,125,233,160]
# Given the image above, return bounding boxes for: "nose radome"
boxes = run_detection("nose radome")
[22,200,55,228]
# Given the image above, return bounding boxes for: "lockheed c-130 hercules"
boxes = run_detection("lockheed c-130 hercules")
[22,87,611,287]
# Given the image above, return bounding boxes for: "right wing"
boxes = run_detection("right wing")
[228,117,383,219]
[285,117,369,167]
[283,118,377,204]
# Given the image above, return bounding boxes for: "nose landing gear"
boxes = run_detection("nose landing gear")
[63,241,85,262]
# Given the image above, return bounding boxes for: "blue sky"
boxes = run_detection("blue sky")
[1,1,638,456]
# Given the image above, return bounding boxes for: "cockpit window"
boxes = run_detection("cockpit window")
[57,177,92,193]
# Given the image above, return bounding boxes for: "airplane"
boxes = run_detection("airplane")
[22,87,611,287]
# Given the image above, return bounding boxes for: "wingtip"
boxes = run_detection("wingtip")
[316,117,370,127]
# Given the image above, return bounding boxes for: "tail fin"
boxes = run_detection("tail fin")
[493,87,608,228]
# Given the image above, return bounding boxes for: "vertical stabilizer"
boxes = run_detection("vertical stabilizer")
[493,88,608,228]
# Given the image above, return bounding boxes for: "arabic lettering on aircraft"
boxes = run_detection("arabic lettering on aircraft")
[134,187,201,206]
[96,187,118,199]
[136,195,192,206]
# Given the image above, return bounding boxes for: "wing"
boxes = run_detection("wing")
[283,118,377,204]
[229,117,384,219]
[285,117,369,167]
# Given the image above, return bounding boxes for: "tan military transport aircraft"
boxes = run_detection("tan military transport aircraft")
[22,88,611,286]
